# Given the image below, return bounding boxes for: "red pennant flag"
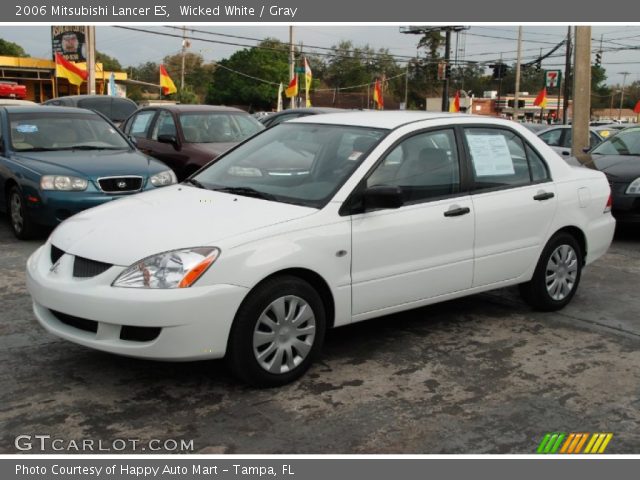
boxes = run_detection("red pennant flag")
[633,100,640,114]
[533,87,547,108]
[373,79,384,109]
[449,90,460,113]
[55,52,88,86]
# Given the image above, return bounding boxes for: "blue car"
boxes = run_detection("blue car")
[0,106,177,239]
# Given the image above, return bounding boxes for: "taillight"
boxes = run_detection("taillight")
[604,194,612,213]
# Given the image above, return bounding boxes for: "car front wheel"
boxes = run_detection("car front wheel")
[8,186,38,240]
[227,275,326,387]
[519,232,582,311]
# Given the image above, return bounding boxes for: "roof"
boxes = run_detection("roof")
[139,104,246,113]
[271,107,345,115]
[46,95,136,104]
[3,105,96,115]
[292,110,476,129]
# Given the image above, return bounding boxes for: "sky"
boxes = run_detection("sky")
[2,25,640,85]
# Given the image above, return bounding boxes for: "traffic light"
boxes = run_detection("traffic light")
[445,63,451,80]
[595,51,602,67]
[536,61,541,71]
[490,63,508,79]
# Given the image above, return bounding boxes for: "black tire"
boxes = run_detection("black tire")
[7,186,38,240]
[227,275,326,388]
[519,232,583,311]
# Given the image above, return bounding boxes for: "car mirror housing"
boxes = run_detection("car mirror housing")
[363,185,404,211]
[157,134,179,149]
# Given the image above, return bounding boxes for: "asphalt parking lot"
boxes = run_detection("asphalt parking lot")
[1,216,639,454]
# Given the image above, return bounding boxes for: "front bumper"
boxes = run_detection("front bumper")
[610,183,640,223]
[26,243,249,360]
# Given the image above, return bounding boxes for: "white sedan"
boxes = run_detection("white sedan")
[27,112,615,387]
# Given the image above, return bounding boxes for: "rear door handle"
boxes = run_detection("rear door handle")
[533,192,555,201]
[444,207,471,217]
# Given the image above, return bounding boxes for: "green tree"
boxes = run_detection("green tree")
[206,38,290,110]
[163,52,215,103]
[96,51,122,72]
[591,65,611,109]
[0,38,29,57]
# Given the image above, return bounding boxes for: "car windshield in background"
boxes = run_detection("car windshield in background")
[9,112,131,152]
[591,127,640,156]
[179,112,264,143]
[193,123,387,207]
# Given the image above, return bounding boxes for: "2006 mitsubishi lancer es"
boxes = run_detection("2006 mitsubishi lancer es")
[26,112,615,387]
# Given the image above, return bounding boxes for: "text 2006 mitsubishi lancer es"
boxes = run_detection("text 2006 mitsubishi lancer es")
[27,112,615,387]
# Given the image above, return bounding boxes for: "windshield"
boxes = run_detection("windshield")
[9,112,131,152]
[179,112,264,143]
[591,127,640,155]
[193,123,387,208]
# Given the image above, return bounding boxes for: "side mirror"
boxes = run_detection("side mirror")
[582,147,591,153]
[157,134,179,149]
[363,185,404,211]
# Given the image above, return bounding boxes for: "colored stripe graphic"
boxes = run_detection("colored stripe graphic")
[538,433,612,454]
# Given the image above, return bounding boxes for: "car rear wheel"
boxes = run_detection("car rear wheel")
[519,232,582,311]
[227,275,326,387]
[8,186,38,240]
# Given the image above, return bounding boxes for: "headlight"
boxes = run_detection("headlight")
[626,178,640,195]
[40,175,88,191]
[150,170,177,187]
[112,247,220,289]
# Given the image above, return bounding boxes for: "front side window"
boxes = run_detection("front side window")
[9,112,131,151]
[366,129,460,203]
[464,128,534,189]
[151,111,177,140]
[193,123,386,208]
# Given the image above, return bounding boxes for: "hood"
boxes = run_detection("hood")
[50,184,316,266]
[12,149,167,178]
[576,153,640,181]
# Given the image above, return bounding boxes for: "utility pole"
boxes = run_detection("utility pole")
[404,62,409,109]
[513,26,523,121]
[441,29,451,112]
[86,26,96,95]
[562,26,572,124]
[180,26,187,91]
[571,26,591,156]
[618,71,630,121]
[289,26,295,109]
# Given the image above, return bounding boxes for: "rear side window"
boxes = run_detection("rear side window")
[464,128,549,190]
[77,98,112,119]
[128,111,155,138]
[539,129,562,146]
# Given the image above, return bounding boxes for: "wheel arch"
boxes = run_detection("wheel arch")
[550,225,587,265]
[242,267,336,330]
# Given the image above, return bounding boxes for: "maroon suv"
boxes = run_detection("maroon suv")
[122,105,264,180]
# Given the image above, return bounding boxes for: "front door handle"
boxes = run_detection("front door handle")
[533,192,555,201]
[444,206,471,217]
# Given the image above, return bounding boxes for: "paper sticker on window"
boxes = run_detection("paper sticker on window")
[16,124,38,134]
[348,151,362,161]
[467,134,515,176]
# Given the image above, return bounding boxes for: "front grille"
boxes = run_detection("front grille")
[120,326,162,342]
[73,256,112,278]
[50,245,64,264]
[98,176,142,193]
[51,310,98,333]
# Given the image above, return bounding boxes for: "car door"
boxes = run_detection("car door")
[462,126,557,287]
[0,110,8,212]
[145,110,187,174]
[350,128,474,318]
[123,109,157,155]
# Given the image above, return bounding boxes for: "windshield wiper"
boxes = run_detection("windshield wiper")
[16,147,65,152]
[213,186,277,201]
[68,145,126,151]
[184,178,207,189]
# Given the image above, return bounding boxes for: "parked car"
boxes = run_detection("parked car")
[43,95,138,127]
[259,107,345,128]
[121,105,264,181]
[574,125,640,223]
[0,106,176,239]
[26,112,615,387]
[0,99,37,107]
[538,125,605,157]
